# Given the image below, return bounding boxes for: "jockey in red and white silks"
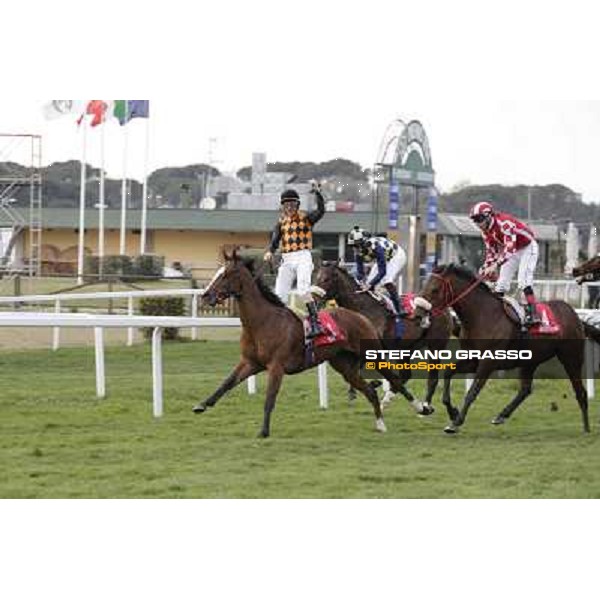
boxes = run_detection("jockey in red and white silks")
[470,201,541,326]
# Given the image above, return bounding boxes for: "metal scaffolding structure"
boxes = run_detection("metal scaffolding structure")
[0,133,42,277]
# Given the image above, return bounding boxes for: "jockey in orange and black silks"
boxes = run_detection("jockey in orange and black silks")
[263,184,325,338]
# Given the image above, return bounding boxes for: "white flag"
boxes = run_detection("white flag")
[43,100,86,120]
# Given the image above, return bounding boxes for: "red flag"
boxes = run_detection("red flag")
[77,100,108,127]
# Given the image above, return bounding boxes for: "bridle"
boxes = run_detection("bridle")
[426,271,487,317]
[203,259,273,305]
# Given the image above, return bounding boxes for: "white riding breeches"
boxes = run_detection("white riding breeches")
[275,249,314,304]
[366,247,407,287]
[495,240,539,293]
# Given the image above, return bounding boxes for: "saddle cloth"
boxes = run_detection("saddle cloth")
[502,297,561,335]
[373,292,418,317]
[303,310,347,347]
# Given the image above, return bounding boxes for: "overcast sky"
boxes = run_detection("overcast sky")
[5,98,597,204]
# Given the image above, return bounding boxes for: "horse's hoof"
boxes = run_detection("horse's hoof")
[375,418,387,433]
[444,424,459,434]
[491,415,505,425]
[257,430,270,439]
[192,403,207,414]
[420,404,435,417]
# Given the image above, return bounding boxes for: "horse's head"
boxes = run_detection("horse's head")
[420,263,483,310]
[315,260,357,301]
[201,248,245,307]
[572,255,600,283]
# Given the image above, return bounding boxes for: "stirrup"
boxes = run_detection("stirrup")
[524,312,541,327]
[306,323,324,339]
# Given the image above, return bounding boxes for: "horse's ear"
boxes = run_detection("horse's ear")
[221,247,232,262]
[231,247,240,261]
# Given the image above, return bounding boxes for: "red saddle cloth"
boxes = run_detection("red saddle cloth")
[529,303,561,335]
[401,293,417,316]
[379,292,417,317]
[304,310,347,347]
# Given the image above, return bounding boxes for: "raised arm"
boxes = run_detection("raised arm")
[307,185,325,225]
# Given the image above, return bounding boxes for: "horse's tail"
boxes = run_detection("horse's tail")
[582,320,600,345]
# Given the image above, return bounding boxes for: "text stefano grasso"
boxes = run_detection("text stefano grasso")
[363,349,533,361]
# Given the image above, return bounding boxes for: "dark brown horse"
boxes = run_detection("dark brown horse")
[193,249,431,438]
[420,263,590,434]
[315,262,454,410]
[573,255,600,283]
[572,255,600,342]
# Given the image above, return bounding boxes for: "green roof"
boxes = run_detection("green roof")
[0,208,377,233]
[0,208,560,240]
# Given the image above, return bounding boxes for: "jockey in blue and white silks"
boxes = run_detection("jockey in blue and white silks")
[348,226,408,320]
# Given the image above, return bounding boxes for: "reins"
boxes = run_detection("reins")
[429,271,487,317]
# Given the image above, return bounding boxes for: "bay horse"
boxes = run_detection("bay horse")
[315,262,455,410]
[419,263,590,434]
[193,249,431,438]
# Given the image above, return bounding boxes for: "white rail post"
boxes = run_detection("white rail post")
[52,299,61,351]
[247,375,257,394]
[318,362,328,409]
[127,296,134,346]
[585,339,595,399]
[94,327,105,398]
[191,293,198,341]
[152,327,163,417]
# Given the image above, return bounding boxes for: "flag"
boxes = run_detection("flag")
[113,100,128,125]
[43,100,86,120]
[77,100,109,127]
[113,100,150,125]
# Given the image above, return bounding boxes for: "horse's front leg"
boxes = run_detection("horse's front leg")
[377,366,432,415]
[423,369,439,410]
[445,361,494,434]
[258,366,284,438]
[441,358,477,423]
[193,360,262,413]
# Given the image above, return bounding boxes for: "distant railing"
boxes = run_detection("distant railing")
[0,288,210,347]
[533,280,600,308]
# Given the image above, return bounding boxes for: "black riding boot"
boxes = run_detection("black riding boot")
[523,286,541,327]
[306,300,324,339]
[384,283,406,318]
[384,283,405,338]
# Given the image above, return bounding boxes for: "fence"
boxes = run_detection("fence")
[0,286,599,416]
[533,280,600,308]
[0,288,209,348]
[0,312,242,418]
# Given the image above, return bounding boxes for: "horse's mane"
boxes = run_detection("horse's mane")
[323,261,359,288]
[240,257,287,308]
[434,263,495,296]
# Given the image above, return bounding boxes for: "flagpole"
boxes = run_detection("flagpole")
[99,122,106,279]
[120,101,129,255]
[140,115,150,255]
[77,124,87,285]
